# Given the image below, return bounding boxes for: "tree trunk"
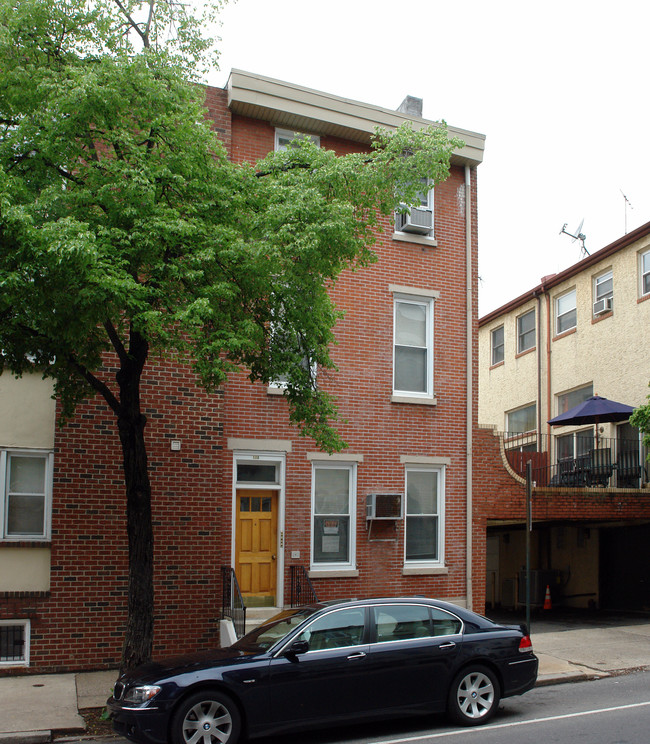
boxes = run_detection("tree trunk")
[117,332,154,673]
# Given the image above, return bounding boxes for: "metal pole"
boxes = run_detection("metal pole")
[525,462,532,633]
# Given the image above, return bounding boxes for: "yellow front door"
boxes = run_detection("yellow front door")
[235,489,277,605]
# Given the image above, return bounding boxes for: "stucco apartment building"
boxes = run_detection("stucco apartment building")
[477,221,650,613]
[0,71,485,673]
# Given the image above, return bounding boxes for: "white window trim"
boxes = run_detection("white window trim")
[310,461,356,572]
[506,403,537,435]
[275,128,320,151]
[0,619,30,667]
[555,384,593,417]
[0,449,53,541]
[391,288,437,402]
[640,248,650,297]
[516,308,536,354]
[403,464,445,569]
[555,289,577,335]
[491,325,504,366]
[594,269,613,299]
[394,178,435,239]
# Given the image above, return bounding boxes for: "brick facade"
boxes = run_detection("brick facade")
[1,77,484,673]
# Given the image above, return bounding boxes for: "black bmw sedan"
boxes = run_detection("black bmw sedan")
[108,597,538,744]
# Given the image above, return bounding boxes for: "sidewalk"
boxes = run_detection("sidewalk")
[1,619,650,743]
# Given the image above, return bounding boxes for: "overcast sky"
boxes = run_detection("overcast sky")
[209,0,650,316]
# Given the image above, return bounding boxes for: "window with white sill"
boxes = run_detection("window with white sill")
[0,620,30,666]
[275,129,320,151]
[0,450,53,540]
[311,462,356,569]
[393,293,435,400]
[404,466,444,567]
[395,178,434,238]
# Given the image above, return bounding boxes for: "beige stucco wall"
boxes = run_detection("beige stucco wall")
[0,548,51,591]
[0,372,56,449]
[479,233,650,432]
[479,298,540,431]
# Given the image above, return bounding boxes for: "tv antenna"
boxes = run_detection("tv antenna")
[560,219,589,256]
[621,190,633,234]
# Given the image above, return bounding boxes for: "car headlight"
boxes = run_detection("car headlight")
[123,685,161,705]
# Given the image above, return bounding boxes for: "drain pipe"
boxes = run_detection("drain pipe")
[465,165,473,611]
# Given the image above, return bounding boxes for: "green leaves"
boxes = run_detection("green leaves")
[0,0,460,450]
[631,384,650,457]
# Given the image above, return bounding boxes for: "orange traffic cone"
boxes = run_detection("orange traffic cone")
[543,584,552,610]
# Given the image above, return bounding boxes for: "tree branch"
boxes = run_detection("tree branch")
[68,355,121,414]
[104,319,130,365]
[111,0,150,47]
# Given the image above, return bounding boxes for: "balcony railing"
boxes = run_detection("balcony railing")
[501,432,649,489]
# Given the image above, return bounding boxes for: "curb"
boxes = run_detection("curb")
[0,733,51,744]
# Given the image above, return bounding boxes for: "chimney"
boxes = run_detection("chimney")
[397,95,423,118]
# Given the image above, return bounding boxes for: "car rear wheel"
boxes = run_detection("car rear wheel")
[170,690,241,744]
[447,665,500,726]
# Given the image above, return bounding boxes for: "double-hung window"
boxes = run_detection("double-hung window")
[311,462,356,569]
[555,289,577,335]
[275,129,320,151]
[640,249,650,297]
[490,325,504,366]
[1,450,53,540]
[393,289,436,400]
[516,309,535,354]
[593,270,613,315]
[404,466,444,566]
[395,178,434,237]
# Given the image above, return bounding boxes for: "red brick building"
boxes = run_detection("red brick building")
[0,71,485,673]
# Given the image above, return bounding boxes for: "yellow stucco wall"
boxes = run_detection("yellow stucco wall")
[0,372,56,449]
[0,548,51,591]
[479,233,650,431]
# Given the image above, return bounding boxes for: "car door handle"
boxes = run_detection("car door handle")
[347,652,366,660]
[439,642,456,650]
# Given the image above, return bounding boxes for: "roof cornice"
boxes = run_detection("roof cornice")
[225,69,485,167]
[479,219,650,326]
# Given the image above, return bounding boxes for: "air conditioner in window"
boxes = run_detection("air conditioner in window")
[593,297,613,315]
[396,206,433,235]
[366,493,404,520]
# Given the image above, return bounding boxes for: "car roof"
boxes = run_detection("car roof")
[305,597,490,622]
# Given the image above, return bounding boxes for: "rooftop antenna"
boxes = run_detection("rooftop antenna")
[621,190,633,234]
[560,219,589,256]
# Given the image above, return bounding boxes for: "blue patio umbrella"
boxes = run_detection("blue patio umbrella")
[548,395,635,427]
[548,394,635,449]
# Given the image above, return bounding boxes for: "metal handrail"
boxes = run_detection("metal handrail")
[289,565,318,607]
[220,566,246,639]
[501,433,648,489]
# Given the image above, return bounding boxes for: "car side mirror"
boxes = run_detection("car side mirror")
[285,639,309,657]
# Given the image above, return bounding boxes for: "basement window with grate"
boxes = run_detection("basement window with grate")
[0,620,30,666]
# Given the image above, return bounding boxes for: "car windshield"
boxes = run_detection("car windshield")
[232,607,319,652]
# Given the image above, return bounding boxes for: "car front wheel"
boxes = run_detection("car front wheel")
[447,665,500,726]
[170,690,241,744]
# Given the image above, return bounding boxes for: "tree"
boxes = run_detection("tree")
[631,385,650,456]
[0,0,463,670]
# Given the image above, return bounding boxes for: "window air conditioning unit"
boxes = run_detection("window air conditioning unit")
[593,297,613,315]
[366,493,404,520]
[396,206,433,235]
